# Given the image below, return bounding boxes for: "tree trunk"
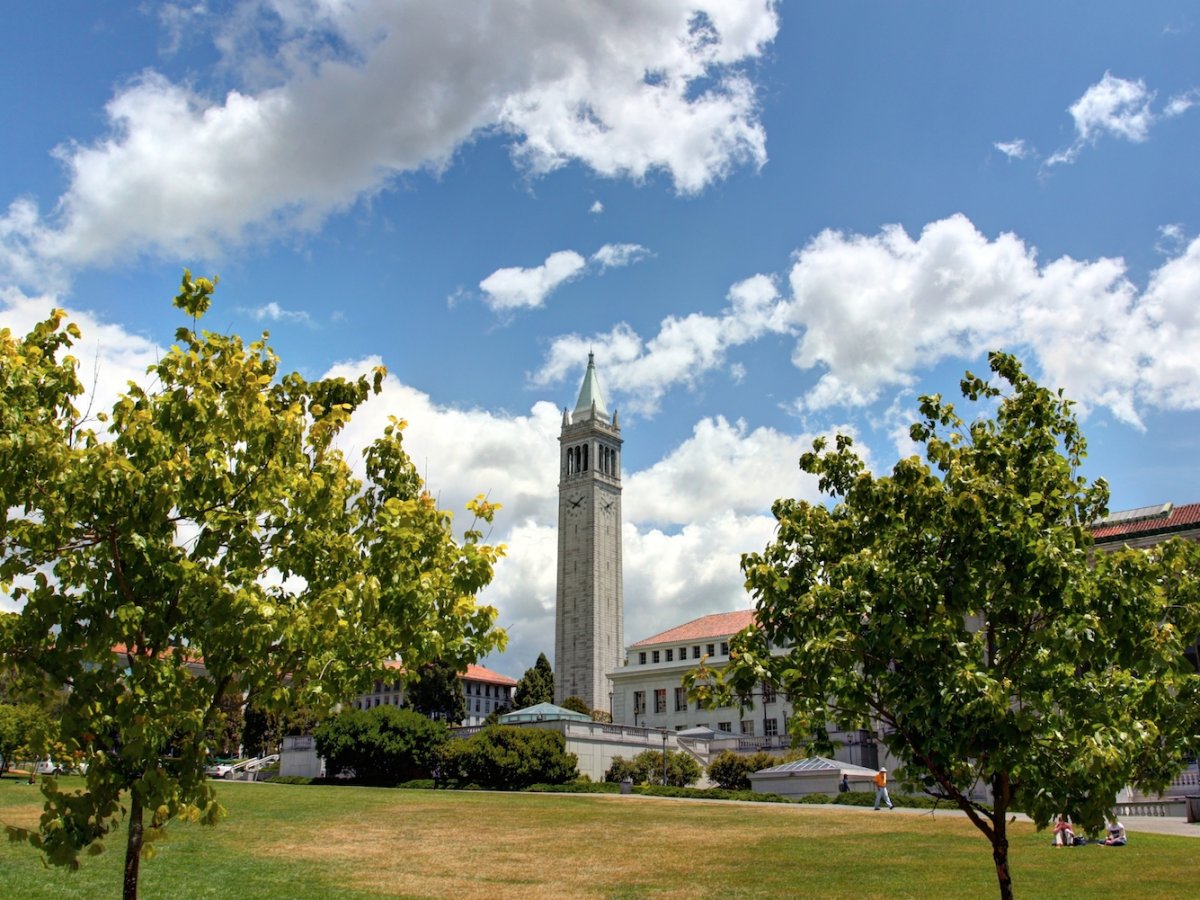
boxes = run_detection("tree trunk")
[123,786,144,900]
[991,817,1013,900]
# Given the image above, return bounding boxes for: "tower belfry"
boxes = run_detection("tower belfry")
[554,353,624,712]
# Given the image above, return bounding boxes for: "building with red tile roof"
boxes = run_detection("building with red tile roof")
[1091,501,1200,550]
[353,661,516,725]
[630,610,755,648]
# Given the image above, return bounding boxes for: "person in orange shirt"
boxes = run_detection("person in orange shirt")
[873,767,894,810]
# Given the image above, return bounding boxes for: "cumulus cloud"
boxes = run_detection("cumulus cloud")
[478,250,587,311]
[589,200,605,215]
[1046,72,1197,167]
[479,243,651,311]
[0,1,778,289]
[532,273,789,414]
[591,243,651,270]
[534,215,1200,430]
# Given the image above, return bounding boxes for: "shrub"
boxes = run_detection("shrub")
[526,781,619,794]
[604,750,701,787]
[313,706,450,785]
[441,726,578,790]
[706,751,778,790]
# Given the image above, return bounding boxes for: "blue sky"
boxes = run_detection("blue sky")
[3,2,1199,678]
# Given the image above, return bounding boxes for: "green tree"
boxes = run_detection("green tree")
[441,725,578,789]
[706,750,778,791]
[314,706,450,784]
[701,353,1200,900]
[405,660,467,723]
[513,652,554,708]
[603,749,701,786]
[560,695,590,715]
[0,702,52,775]
[0,274,506,899]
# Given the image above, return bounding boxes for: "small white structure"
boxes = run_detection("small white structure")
[750,757,879,798]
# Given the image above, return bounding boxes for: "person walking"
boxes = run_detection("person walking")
[873,767,893,810]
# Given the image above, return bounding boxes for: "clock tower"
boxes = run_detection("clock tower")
[555,353,624,712]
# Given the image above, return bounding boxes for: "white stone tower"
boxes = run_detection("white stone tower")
[554,353,624,712]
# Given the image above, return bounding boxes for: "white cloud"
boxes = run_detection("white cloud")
[589,200,605,215]
[478,250,587,311]
[591,243,651,270]
[1044,72,1199,167]
[625,415,832,527]
[1164,88,1200,118]
[1,1,779,289]
[993,139,1030,160]
[532,273,789,414]
[534,215,1200,430]
[239,301,313,325]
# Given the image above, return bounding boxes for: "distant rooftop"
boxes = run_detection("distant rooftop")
[1091,501,1200,543]
[630,610,755,648]
[379,660,515,685]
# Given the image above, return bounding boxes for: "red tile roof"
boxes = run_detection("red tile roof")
[630,610,756,648]
[380,659,515,686]
[462,663,517,686]
[1091,502,1200,542]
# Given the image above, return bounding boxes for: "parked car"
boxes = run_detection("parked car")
[205,762,236,778]
[34,758,88,775]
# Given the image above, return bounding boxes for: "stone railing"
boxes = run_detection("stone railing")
[1112,799,1188,818]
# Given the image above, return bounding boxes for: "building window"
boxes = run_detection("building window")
[740,719,754,735]
[652,650,660,664]
[665,649,673,662]
[634,691,646,715]
[765,718,779,737]
[692,646,701,659]
[654,689,667,714]
[706,644,715,657]
[761,684,776,704]
[678,646,687,660]
[720,642,730,656]
[639,652,647,665]
[718,722,732,732]
[675,687,688,712]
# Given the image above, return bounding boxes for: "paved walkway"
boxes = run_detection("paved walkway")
[628,794,1200,838]
[852,803,1200,837]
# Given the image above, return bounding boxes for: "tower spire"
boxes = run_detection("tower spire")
[573,352,609,421]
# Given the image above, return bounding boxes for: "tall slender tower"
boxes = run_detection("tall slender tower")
[555,353,624,712]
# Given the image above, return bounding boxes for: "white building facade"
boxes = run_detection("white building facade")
[351,662,516,726]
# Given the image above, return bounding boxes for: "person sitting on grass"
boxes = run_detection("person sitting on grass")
[1052,815,1074,848]
[1103,819,1127,846]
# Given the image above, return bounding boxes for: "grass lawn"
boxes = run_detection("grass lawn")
[1,776,1194,899]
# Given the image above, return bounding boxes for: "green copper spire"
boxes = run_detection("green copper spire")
[572,352,609,420]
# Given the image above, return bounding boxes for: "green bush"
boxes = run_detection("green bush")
[526,781,620,794]
[706,751,779,790]
[441,726,578,790]
[396,778,436,790]
[635,784,792,803]
[313,706,450,785]
[604,750,702,787]
[264,775,315,785]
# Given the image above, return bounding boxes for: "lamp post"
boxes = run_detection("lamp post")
[661,729,668,786]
